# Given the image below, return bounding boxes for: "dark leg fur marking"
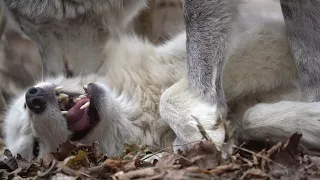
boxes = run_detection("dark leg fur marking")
[183,0,234,117]
[280,0,320,102]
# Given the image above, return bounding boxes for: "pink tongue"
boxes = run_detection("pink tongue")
[66,99,90,132]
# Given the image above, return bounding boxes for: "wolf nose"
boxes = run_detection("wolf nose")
[25,87,47,113]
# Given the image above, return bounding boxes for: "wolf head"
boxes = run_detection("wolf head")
[3,73,134,162]
[1,0,149,161]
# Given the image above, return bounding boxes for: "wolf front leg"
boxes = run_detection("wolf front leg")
[160,78,227,153]
[280,0,320,102]
[184,0,234,117]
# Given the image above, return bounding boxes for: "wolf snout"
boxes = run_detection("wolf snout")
[25,87,47,113]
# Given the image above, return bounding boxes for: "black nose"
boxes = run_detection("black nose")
[25,87,47,114]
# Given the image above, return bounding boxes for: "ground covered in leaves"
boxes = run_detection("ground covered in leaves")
[1,133,320,179]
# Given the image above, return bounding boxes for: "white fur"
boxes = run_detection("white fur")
[3,0,320,162]
[242,101,320,149]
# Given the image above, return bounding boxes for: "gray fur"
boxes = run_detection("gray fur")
[2,0,147,76]
[0,0,147,111]
[183,0,235,117]
[280,0,320,102]
[0,2,42,112]
[6,0,320,161]
[4,0,146,28]
[186,0,320,117]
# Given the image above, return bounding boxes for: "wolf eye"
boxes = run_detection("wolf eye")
[33,139,40,158]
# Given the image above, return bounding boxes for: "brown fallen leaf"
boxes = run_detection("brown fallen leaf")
[283,132,303,156]
[15,154,32,171]
[58,163,82,177]
[181,141,221,169]
[90,142,103,164]
[2,131,320,179]
[101,158,132,174]
[52,140,75,161]
[0,149,18,170]
[15,155,39,177]
[65,150,90,170]
[155,152,178,168]
[270,133,304,170]
[121,143,150,161]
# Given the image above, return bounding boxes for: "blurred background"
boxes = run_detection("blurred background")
[134,0,184,44]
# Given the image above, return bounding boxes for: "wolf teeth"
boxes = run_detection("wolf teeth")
[61,111,68,115]
[58,93,69,101]
[83,85,88,90]
[73,98,81,103]
[55,86,64,91]
[80,101,90,109]
[79,94,87,99]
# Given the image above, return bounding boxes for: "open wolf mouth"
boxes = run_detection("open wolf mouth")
[56,85,100,141]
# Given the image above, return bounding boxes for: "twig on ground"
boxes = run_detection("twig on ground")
[240,168,268,180]
[267,142,283,157]
[233,145,287,169]
[37,159,58,178]
[210,164,240,176]
[142,140,202,162]
[191,115,211,141]
[113,167,159,180]
[146,145,193,163]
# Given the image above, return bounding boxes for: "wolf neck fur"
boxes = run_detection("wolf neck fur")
[71,32,187,155]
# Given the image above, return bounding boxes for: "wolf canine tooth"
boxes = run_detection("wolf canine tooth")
[80,101,90,109]
[58,93,69,100]
[55,86,64,91]
[83,85,88,90]
[79,94,87,99]
[61,111,68,115]
[73,98,81,103]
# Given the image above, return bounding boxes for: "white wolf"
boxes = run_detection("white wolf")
[3,0,320,162]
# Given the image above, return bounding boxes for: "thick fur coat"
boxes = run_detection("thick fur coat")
[3,0,320,163]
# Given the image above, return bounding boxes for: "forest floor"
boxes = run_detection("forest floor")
[0,132,320,180]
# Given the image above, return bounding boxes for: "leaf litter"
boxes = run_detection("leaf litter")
[0,132,320,179]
